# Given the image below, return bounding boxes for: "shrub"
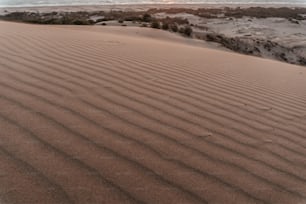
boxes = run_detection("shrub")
[162,23,169,30]
[159,16,189,25]
[88,19,95,24]
[143,13,152,22]
[124,16,141,21]
[170,24,178,32]
[118,19,124,23]
[72,19,90,25]
[184,26,193,36]
[151,21,160,29]
[179,27,185,34]
[40,18,59,24]
[96,18,105,23]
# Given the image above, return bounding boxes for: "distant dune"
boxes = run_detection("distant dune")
[0,21,306,204]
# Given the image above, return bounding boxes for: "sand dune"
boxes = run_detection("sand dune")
[0,21,306,204]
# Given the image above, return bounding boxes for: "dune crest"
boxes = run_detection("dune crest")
[0,21,306,204]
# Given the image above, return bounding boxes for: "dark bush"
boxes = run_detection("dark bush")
[25,19,42,24]
[162,23,169,30]
[72,19,90,25]
[170,24,178,32]
[184,26,193,36]
[179,27,185,34]
[96,18,105,23]
[151,21,160,29]
[42,18,61,24]
[143,13,152,22]
[124,16,141,21]
[88,19,95,24]
[159,16,189,25]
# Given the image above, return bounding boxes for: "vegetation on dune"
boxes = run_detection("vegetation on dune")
[147,7,306,19]
[142,13,152,22]
[170,24,179,33]
[1,7,306,65]
[162,23,169,30]
[182,26,193,36]
[0,10,194,37]
[2,7,305,25]
[151,21,160,29]
[2,6,306,49]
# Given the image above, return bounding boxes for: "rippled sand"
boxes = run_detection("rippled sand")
[0,21,306,204]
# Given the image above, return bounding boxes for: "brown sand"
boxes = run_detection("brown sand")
[0,21,306,204]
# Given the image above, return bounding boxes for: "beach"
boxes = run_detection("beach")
[0,20,306,203]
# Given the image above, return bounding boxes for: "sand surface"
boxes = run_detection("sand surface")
[0,21,306,204]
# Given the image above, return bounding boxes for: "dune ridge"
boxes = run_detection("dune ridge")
[0,21,306,204]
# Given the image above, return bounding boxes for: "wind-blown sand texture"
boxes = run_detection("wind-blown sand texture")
[0,21,306,204]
